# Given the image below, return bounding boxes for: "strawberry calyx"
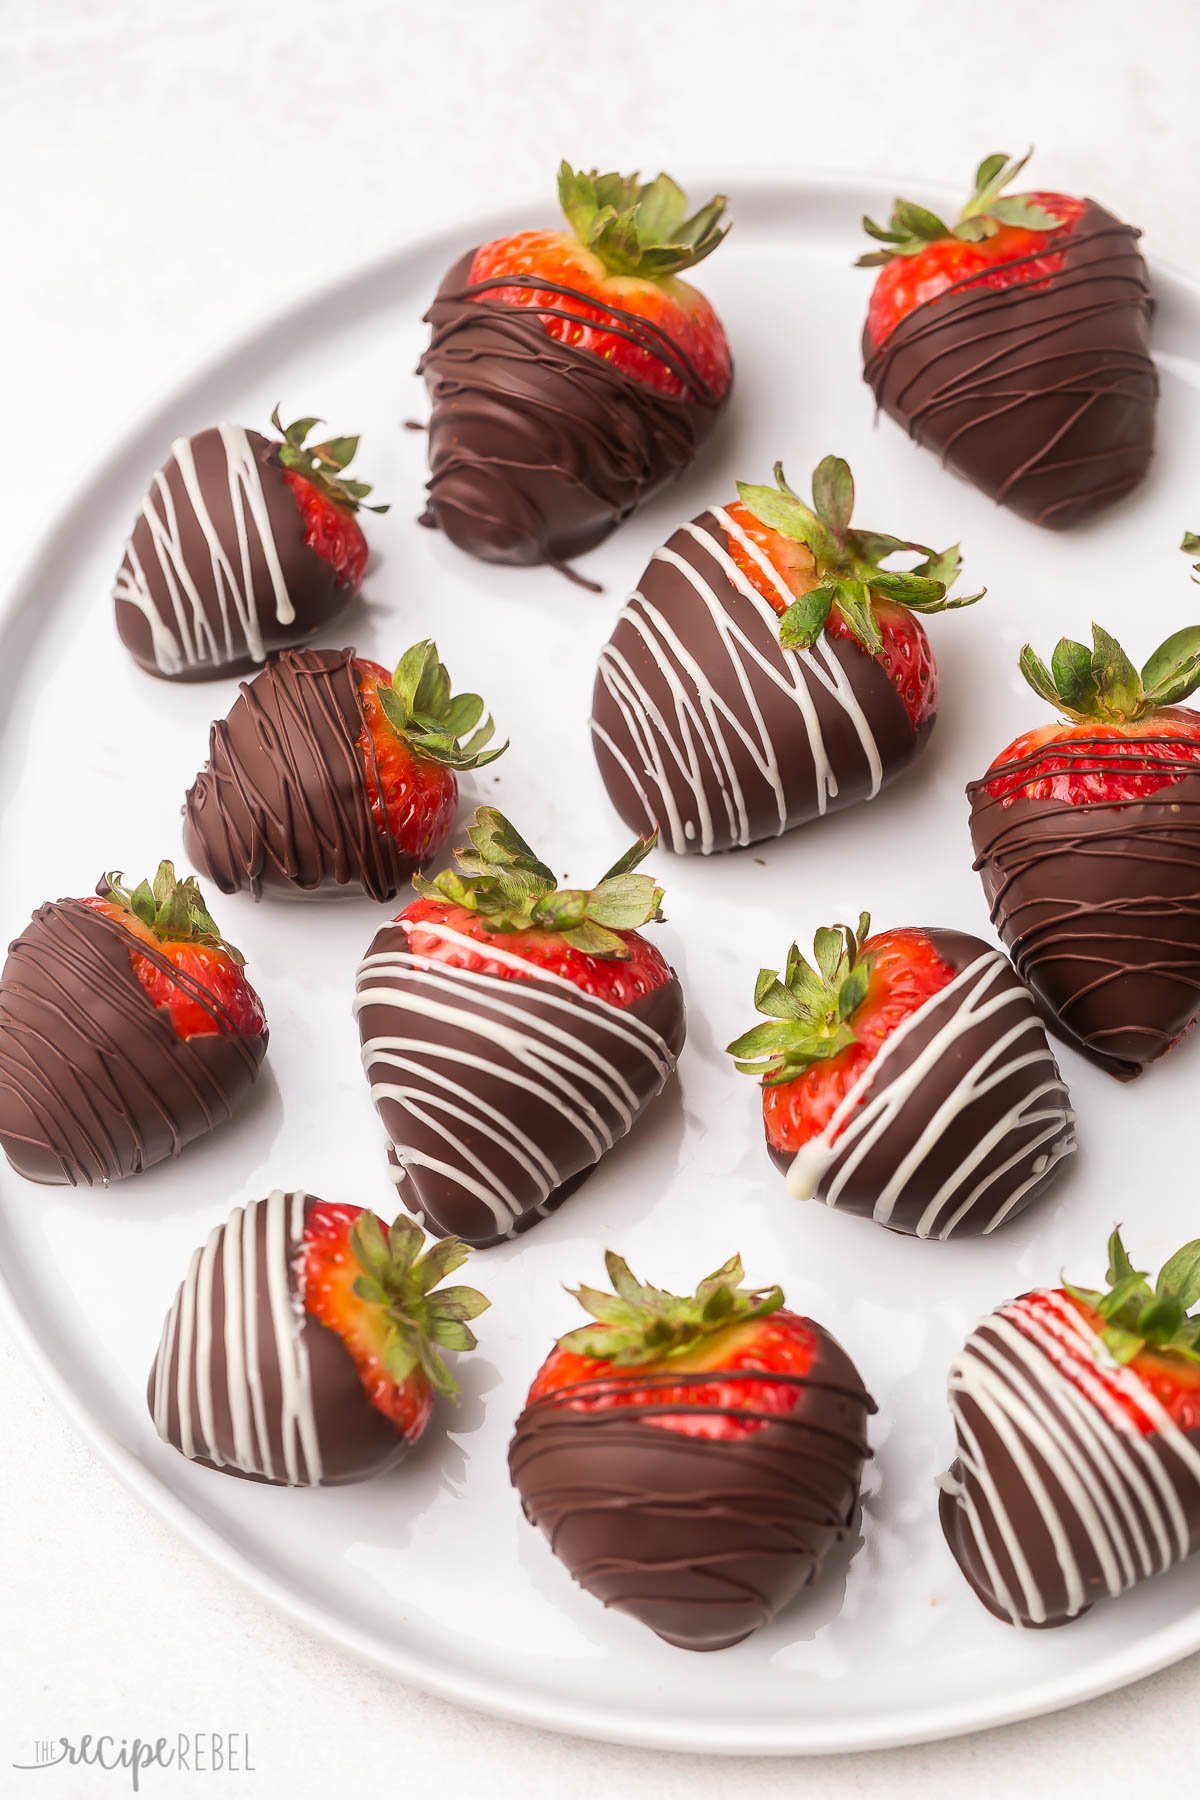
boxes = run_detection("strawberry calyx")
[270,405,388,516]
[368,640,505,773]
[99,861,246,965]
[857,149,1065,269]
[1064,1226,1200,1370]
[557,163,729,282]
[1019,622,1200,726]
[1182,531,1200,582]
[726,913,876,1086]
[414,807,664,960]
[340,1211,489,1401]
[736,456,982,656]
[557,1250,783,1369]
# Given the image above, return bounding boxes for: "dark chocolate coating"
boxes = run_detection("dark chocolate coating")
[147,1189,404,1487]
[590,510,918,855]
[863,201,1157,528]
[354,918,686,1246]
[183,647,418,902]
[0,899,265,1186]
[114,425,350,681]
[968,757,1200,1079]
[939,1291,1200,1628]
[417,253,728,567]
[509,1322,874,1651]
[766,930,1076,1239]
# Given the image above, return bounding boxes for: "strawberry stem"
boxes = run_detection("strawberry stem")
[100,862,245,965]
[373,640,507,772]
[727,913,873,1086]
[558,1250,783,1367]
[414,807,665,960]
[736,457,982,655]
[1064,1226,1200,1367]
[557,163,729,281]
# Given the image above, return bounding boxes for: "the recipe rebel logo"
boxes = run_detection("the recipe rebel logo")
[12,1733,255,1791]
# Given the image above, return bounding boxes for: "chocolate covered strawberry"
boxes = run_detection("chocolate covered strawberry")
[115,408,386,680]
[419,162,732,571]
[0,862,267,1186]
[183,640,504,902]
[509,1250,874,1651]
[969,622,1200,1079]
[940,1227,1200,1628]
[149,1191,488,1486]
[860,151,1156,527]
[591,455,980,855]
[354,808,686,1246]
[727,912,1074,1239]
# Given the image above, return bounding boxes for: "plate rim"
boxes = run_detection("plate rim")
[2,168,1199,1757]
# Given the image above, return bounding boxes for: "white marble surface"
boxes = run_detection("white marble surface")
[2,1,1199,1792]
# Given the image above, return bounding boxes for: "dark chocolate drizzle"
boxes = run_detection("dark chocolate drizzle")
[183,647,418,902]
[0,899,265,1186]
[417,252,729,566]
[147,1188,405,1487]
[114,426,349,682]
[863,203,1157,528]
[590,508,918,854]
[354,917,686,1247]
[508,1324,875,1651]
[766,930,1076,1238]
[968,753,1200,1079]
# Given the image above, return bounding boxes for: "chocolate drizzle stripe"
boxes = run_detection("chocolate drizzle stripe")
[456,274,718,401]
[0,899,264,1186]
[940,1291,1200,1627]
[115,424,294,675]
[968,767,1200,1077]
[183,647,412,902]
[784,941,1075,1238]
[864,202,1156,528]
[591,508,891,855]
[509,1326,875,1650]
[417,250,728,567]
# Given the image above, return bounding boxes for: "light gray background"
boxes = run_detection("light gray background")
[3,2,1198,1793]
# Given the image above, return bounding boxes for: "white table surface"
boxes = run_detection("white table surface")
[4,2,1199,1792]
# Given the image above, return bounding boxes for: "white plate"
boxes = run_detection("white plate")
[3,174,1200,1756]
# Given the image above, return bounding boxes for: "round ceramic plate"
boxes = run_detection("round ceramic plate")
[3,174,1200,1756]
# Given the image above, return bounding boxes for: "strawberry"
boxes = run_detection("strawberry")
[86,861,265,1041]
[970,621,1200,1079]
[470,164,731,401]
[858,150,1083,349]
[729,456,981,732]
[299,1204,488,1443]
[354,808,686,1246]
[728,914,955,1154]
[509,1251,874,1650]
[941,1227,1200,1628]
[404,807,672,1007]
[525,1251,814,1441]
[271,406,386,594]
[419,165,733,570]
[353,640,506,867]
[727,915,1074,1238]
[984,623,1200,806]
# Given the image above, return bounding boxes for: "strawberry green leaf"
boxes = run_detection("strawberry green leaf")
[858,147,1062,269]
[557,162,729,280]
[558,1250,784,1367]
[811,455,855,537]
[1157,1239,1200,1309]
[270,404,387,514]
[100,861,245,964]
[1051,637,1098,714]
[727,912,874,1084]
[1067,1226,1200,1370]
[833,580,883,655]
[1090,624,1143,718]
[778,587,834,650]
[345,1212,489,1402]
[1183,531,1200,582]
[415,809,666,960]
[1141,625,1200,708]
[375,641,507,773]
